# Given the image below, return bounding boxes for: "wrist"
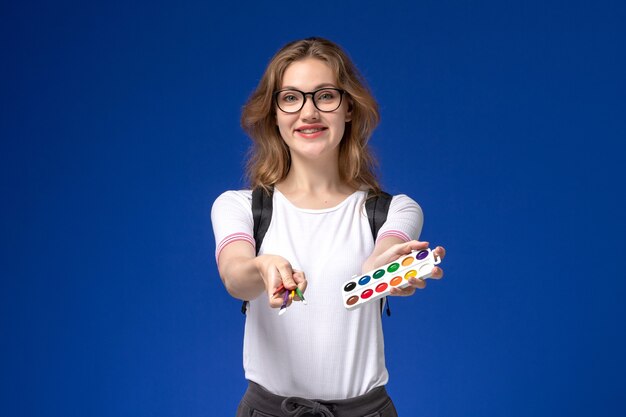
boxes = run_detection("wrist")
[252,255,268,286]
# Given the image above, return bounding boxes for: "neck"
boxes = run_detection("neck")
[280,150,350,191]
[276,154,357,208]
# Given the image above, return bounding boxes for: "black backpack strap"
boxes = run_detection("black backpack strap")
[252,187,274,255]
[242,186,275,314]
[365,190,393,241]
[365,190,394,316]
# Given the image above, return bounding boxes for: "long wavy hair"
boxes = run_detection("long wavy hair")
[241,37,381,194]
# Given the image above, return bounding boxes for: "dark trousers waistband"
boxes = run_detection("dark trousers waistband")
[239,380,395,417]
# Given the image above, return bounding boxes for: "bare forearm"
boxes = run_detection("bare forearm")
[219,256,265,301]
[217,242,305,307]
[361,255,378,274]
[362,237,406,272]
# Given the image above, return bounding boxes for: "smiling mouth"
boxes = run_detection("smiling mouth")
[296,128,327,134]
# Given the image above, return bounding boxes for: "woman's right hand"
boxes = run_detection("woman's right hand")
[254,254,307,308]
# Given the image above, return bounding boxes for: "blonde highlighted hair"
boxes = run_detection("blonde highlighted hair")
[241,37,381,193]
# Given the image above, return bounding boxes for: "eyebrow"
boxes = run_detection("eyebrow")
[280,83,338,90]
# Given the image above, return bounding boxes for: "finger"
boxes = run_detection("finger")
[394,240,429,257]
[268,267,286,308]
[382,240,429,265]
[409,277,427,289]
[429,266,444,280]
[408,240,430,251]
[292,271,308,302]
[266,266,285,294]
[272,282,286,296]
[277,263,296,289]
[389,278,426,295]
[270,293,285,308]
[433,246,446,260]
[292,270,307,286]
[389,286,417,297]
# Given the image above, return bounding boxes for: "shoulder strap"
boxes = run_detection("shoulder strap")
[252,186,274,255]
[365,190,393,241]
[243,187,275,314]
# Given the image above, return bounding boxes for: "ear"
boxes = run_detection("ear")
[345,97,353,123]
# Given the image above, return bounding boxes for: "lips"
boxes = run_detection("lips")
[295,125,327,139]
[295,124,327,134]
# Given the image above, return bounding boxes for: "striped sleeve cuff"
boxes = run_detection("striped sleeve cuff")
[215,232,255,263]
[376,230,411,244]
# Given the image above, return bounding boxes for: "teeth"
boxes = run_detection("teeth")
[299,128,323,133]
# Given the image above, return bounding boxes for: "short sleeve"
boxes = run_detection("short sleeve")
[375,194,424,244]
[210,190,255,263]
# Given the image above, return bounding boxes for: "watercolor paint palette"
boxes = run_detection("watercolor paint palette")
[341,249,442,310]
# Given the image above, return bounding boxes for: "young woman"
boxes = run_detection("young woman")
[211,37,446,417]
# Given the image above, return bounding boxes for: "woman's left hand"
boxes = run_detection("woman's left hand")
[370,240,446,297]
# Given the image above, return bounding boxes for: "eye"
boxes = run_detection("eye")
[279,91,302,104]
[316,90,338,101]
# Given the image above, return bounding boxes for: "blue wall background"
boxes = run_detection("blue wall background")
[2,1,625,416]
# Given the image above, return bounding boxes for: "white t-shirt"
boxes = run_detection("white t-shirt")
[211,188,423,400]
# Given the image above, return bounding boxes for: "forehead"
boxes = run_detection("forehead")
[281,58,337,89]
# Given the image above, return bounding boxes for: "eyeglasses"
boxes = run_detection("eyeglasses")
[274,88,346,114]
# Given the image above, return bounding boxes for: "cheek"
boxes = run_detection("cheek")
[277,126,289,142]
[331,117,348,139]
[276,113,295,128]
[276,123,291,141]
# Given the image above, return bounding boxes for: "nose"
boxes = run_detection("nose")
[300,93,319,120]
